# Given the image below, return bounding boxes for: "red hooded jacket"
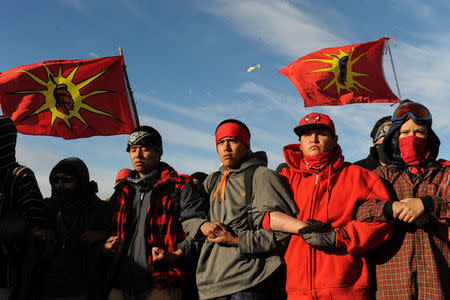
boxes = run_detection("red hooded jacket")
[281,144,393,300]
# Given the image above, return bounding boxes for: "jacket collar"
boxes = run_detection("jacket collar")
[218,151,267,175]
[283,144,344,174]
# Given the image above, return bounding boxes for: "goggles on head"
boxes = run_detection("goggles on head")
[392,102,431,123]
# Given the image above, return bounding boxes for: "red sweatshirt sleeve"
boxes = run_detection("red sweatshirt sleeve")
[261,212,271,230]
[340,178,394,255]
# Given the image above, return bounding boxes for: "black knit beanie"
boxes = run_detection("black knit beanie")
[126,126,163,154]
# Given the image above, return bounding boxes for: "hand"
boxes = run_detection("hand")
[298,219,347,250]
[393,198,425,223]
[31,227,55,241]
[207,224,238,246]
[103,236,119,254]
[200,221,223,239]
[151,247,183,263]
[297,219,332,235]
[80,230,107,245]
[301,231,337,249]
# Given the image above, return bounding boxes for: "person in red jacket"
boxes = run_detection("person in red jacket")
[263,112,393,300]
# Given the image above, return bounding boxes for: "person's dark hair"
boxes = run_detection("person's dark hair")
[215,119,251,138]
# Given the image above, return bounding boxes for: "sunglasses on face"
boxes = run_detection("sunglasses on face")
[392,102,431,123]
[50,175,76,184]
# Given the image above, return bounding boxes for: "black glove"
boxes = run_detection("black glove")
[297,219,331,235]
[298,219,348,250]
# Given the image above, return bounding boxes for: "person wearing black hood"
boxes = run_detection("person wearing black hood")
[354,116,391,170]
[39,157,112,300]
[356,100,449,299]
[0,116,49,300]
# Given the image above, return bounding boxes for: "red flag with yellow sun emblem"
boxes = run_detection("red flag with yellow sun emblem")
[280,37,400,107]
[0,55,138,139]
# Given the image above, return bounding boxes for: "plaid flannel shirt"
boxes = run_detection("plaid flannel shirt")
[356,162,450,299]
[107,162,189,290]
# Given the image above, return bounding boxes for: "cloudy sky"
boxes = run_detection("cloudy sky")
[1,0,449,199]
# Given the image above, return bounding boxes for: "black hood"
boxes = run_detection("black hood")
[382,120,441,165]
[49,157,97,197]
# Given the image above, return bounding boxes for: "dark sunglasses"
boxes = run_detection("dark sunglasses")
[50,175,76,184]
[392,102,431,123]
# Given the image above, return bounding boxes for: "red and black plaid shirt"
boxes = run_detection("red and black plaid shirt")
[108,162,190,289]
[357,162,449,299]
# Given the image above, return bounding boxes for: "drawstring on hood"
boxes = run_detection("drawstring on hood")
[212,169,230,201]
[284,144,344,224]
[212,152,267,202]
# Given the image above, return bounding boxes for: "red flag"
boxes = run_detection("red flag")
[0,55,137,139]
[279,38,400,107]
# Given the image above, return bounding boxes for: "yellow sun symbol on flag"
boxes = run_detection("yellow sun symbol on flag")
[14,64,116,128]
[300,46,374,95]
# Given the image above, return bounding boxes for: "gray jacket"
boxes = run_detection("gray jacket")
[183,151,296,299]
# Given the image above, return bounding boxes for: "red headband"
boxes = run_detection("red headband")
[216,122,250,148]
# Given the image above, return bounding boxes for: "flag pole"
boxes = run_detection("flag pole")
[386,38,402,100]
[119,47,140,127]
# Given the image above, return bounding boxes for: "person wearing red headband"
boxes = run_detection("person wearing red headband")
[356,100,449,299]
[261,112,394,300]
[183,119,296,300]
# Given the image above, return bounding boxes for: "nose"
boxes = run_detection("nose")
[223,140,232,151]
[133,148,144,158]
[310,133,319,142]
[54,179,64,189]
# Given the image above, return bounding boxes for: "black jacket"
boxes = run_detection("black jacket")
[354,147,382,171]
[39,157,112,299]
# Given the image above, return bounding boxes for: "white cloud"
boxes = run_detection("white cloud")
[201,0,348,59]
[393,0,435,22]
[390,37,450,134]
[139,115,215,152]
[236,81,305,119]
[199,0,450,160]
[118,0,145,18]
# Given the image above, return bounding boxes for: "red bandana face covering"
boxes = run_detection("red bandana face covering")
[399,136,428,166]
[303,151,335,171]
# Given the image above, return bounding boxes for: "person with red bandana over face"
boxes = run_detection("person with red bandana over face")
[356,100,450,299]
[261,112,394,300]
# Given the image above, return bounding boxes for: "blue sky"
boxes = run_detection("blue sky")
[1,0,449,199]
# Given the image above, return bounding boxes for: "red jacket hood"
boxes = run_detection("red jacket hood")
[282,143,345,175]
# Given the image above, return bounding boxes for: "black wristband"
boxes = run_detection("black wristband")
[420,196,434,213]
[382,200,395,220]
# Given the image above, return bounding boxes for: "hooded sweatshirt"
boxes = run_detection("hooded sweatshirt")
[40,157,111,298]
[356,120,450,300]
[281,144,393,300]
[0,116,47,294]
[187,151,296,299]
